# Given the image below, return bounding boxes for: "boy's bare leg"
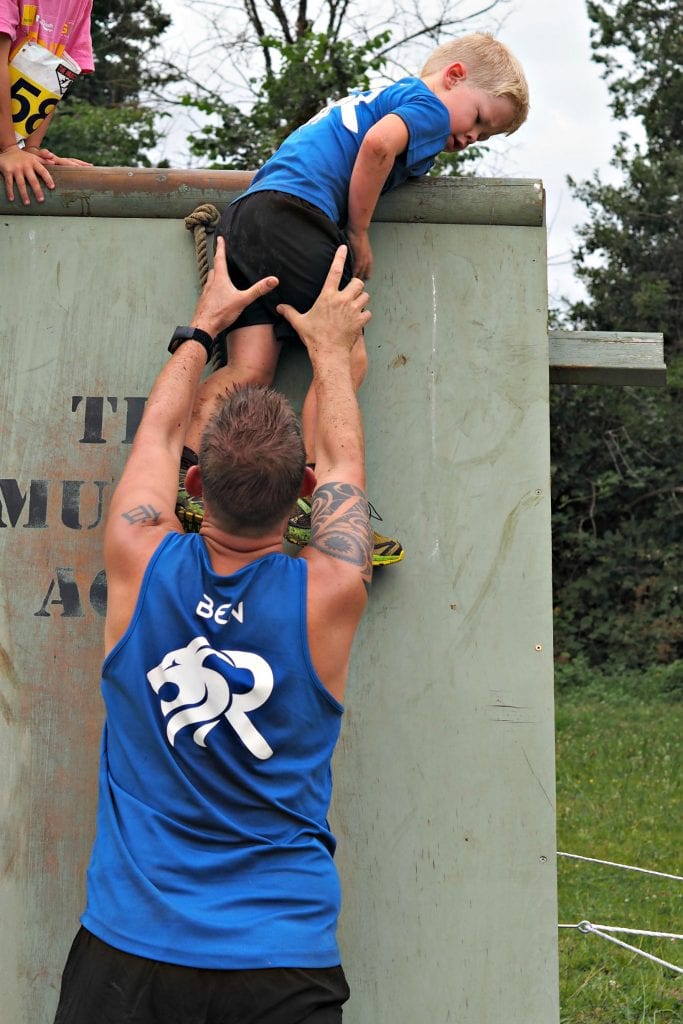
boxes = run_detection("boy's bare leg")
[177,324,281,532]
[300,333,368,463]
[184,323,280,453]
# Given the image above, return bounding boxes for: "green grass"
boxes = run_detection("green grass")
[556,668,683,1023]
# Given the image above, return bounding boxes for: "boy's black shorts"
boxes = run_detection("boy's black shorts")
[54,927,350,1024]
[217,191,354,345]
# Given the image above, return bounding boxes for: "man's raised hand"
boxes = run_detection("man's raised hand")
[276,245,371,358]
[191,236,279,338]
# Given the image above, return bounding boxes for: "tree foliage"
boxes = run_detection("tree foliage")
[568,143,682,355]
[552,0,683,674]
[185,29,391,169]
[567,0,682,354]
[47,0,174,166]
[181,0,503,171]
[551,385,683,671]
[45,100,162,167]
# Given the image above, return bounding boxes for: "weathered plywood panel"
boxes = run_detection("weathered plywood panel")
[332,223,557,1023]
[0,217,201,1023]
[1,204,557,1023]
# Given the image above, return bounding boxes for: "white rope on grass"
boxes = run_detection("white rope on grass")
[559,923,683,940]
[560,920,683,974]
[558,851,683,882]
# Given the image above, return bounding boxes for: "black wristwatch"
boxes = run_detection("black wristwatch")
[168,325,214,361]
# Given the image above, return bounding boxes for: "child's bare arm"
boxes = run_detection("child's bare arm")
[23,105,56,148]
[346,113,409,279]
[0,35,17,153]
[0,34,55,203]
[24,108,92,167]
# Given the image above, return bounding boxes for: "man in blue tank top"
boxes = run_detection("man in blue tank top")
[53,239,374,1024]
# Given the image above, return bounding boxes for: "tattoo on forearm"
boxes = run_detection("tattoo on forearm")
[121,504,161,525]
[309,483,373,585]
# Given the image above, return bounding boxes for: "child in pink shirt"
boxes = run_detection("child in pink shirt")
[0,0,94,204]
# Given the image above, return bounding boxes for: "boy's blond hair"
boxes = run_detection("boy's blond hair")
[421,32,529,134]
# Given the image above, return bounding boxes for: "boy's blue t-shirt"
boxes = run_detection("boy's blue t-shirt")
[245,77,451,225]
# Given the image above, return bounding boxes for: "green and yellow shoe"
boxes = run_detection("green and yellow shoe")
[285,497,315,547]
[371,530,405,567]
[176,457,204,533]
[285,497,405,567]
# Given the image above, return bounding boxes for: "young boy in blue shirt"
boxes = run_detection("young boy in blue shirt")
[178,32,529,566]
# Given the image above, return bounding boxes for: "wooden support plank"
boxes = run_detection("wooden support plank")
[549,330,667,386]
[0,167,545,227]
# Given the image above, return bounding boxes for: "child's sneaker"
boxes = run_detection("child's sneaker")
[176,453,204,533]
[285,497,315,546]
[176,488,204,532]
[285,497,405,567]
[371,530,405,566]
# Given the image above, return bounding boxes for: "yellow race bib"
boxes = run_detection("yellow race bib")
[9,40,81,140]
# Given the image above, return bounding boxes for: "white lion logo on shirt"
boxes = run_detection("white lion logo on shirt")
[146,636,274,759]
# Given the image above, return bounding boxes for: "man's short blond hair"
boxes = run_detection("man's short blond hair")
[421,32,529,134]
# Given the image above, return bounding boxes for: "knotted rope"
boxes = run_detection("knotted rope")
[184,203,224,369]
[185,203,221,287]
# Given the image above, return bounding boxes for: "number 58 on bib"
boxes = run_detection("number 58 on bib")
[9,40,81,141]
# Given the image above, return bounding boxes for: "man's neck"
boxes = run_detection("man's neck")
[199,521,287,575]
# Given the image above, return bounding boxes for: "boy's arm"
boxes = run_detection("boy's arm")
[346,112,409,279]
[0,33,55,203]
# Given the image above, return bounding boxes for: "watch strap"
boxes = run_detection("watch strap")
[168,325,214,361]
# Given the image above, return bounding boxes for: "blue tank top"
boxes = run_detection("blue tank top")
[244,77,451,224]
[82,533,345,968]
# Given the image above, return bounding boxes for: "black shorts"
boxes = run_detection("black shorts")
[217,191,353,345]
[54,927,350,1024]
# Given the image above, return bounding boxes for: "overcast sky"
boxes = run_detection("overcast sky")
[499,0,639,307]
[158,0,638,308]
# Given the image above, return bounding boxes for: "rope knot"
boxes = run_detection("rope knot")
[185,203,222,288]
[184,203,221,234]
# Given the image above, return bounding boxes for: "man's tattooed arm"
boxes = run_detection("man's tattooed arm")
[309,482,373,587]
[120,504,161,525]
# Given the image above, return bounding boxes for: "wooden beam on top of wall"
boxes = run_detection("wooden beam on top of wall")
[0,167,545,227]
[549,330,667,387]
